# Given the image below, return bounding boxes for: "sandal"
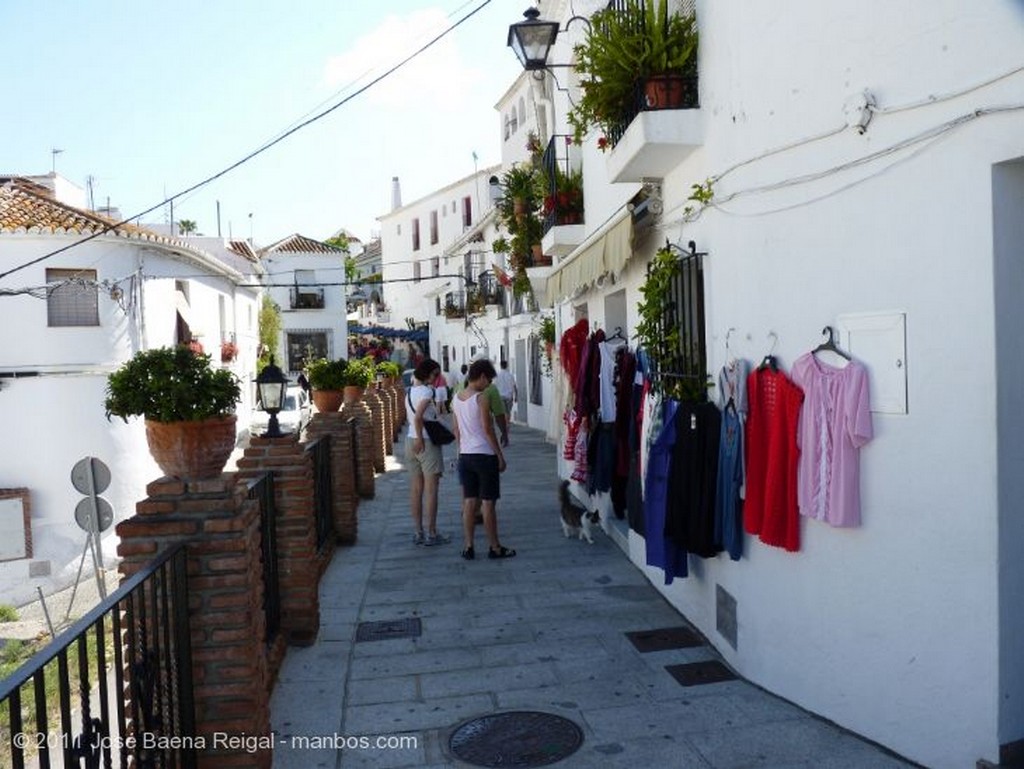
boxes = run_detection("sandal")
[461,546,475,560]
[488,546,517,560]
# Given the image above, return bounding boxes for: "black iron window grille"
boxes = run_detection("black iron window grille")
[652,246,707,400]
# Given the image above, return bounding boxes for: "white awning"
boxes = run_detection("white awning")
[546,209,633,303]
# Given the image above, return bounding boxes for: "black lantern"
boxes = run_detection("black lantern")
[255,356,289,437]
[507,7,559,71]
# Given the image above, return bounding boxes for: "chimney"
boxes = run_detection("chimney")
[391,176,402,211]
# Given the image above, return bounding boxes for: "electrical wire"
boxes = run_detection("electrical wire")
[0,0,494,284]
[870,63,1024,115]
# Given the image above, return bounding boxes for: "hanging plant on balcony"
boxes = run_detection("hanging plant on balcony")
[568,0,698,147]
[493,163,547,296]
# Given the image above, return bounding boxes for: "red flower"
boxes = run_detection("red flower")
[596,136,609,152]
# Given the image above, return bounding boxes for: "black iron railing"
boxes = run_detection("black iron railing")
[541,135,584,236]
[346,417,359,482]
[306,436,333,552]
[0,543,195,769]
[653,250,707,400]
[248,472,280,646]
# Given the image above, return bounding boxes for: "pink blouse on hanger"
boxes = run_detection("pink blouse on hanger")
[791,353,873,527]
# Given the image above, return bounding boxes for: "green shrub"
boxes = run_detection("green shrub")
[306,357,349,390]
[105,346,240,423]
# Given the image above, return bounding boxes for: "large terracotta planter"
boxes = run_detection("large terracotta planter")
[312,389,344,413]
[145,415,237,480]
[343,386,365,404]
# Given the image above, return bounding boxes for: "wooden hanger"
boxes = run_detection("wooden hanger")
[812,325,851,360]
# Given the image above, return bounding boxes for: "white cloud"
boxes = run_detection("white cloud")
[323,8,484,110]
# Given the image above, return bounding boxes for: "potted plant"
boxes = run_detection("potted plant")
[104,346,241,479]
[376,360,401,386]
[543,167,584,225]
[306,357,348,412]
[220,340,239,363]
[342,356,375,403]
[568,0,698,147]
[538,315,557,376]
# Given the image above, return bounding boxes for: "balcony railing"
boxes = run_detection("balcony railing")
[289,286,325,310]
[541,135,585,237]
[605,75,699,149]
[443,293,466,319]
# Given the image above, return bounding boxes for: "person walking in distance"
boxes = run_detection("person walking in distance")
[493,360,517,428]
[451,358,516,560]
[405,358,451,546]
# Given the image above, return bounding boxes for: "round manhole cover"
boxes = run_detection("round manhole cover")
[448,710,584,767]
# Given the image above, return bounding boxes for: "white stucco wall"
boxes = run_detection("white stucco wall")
[0,234,260,605]
[541,0,1024,765]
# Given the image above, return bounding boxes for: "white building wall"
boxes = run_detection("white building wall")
[0,235,259,605]
[261,250,347,367]
[379,169,498,346]
[540,0,1024,765]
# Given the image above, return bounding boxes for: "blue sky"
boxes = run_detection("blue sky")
[1,0,522,244]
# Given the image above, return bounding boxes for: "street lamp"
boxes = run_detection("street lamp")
[255,357,289,437]
[507,7,559,71]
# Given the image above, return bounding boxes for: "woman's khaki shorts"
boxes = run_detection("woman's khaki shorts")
[404,435,444,476]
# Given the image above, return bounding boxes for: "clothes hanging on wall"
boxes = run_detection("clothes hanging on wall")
[643,398,688,584]
[744,366,804,552]
[715,399,744,560]
[791,353,873,527]
[665,400,722,559]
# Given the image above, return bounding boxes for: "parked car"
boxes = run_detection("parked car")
[250,385,311,436]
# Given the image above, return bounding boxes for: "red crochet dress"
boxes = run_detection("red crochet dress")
[744,367,804,551]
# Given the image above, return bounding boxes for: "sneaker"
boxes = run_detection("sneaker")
[413,531,425,546]
[424,532,451,546]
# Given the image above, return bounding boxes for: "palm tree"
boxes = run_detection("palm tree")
[177,219,198,236]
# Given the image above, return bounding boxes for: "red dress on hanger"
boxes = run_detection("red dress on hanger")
[744,367,804,552]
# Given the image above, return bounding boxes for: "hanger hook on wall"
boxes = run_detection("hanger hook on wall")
[767,330,779,356]
[725,327,736,355]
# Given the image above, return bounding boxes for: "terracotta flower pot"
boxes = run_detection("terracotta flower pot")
[312,389,344,413]
[145,415,237,480]
[644,74,688,110]
[343,386,366,404]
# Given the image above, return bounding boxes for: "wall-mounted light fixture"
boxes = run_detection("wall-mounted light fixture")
[507,7,560,71]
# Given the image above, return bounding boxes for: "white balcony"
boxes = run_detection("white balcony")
[541,223,587,258]
[606,108,702,183]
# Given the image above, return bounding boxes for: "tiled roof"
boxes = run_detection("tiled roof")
[260,233,345,255]
[0,178,151,235]
[227,240,259,262]
[0,178,248,280]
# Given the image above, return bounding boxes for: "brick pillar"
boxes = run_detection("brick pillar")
[383,383,401,441]
[116,476,271,769]
[363,389,387,472]
[236,434,321,646]
[306,412,359,544]
[376,384,394,456]
[394,382,408,435]
[342,397,375,498]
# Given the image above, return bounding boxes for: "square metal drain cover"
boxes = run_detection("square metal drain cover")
[626,626,703,653]
[665,661,736,687]
[356,617,422,642]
